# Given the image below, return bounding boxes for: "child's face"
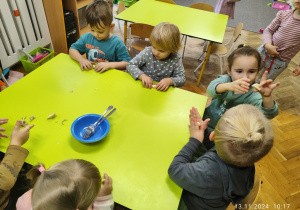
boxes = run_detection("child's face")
[89,22,111,41]
[227,55,258,84]
[151,46,171,60]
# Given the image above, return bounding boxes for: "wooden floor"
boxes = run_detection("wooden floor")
[112,9,300,209]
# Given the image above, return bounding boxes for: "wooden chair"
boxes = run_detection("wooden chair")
[182,3,214,58]
[156,0,176,4]
[194,22,243,78]
[0,67,9,87]
[226,175,262,210]
[128,23,154,57]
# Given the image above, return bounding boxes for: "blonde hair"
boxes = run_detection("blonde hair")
[29,159,101,210]
[214,104,273,167]
[150,22,182,53]
[86,0,113,28]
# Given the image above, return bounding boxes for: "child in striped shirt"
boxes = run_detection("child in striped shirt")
[257,0,300,80]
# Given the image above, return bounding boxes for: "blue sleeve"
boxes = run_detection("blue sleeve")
[115,39,131,62]
[126,48,148,79]
[245,91,279,119]
[70,33,88,54]
[206,75,231,97]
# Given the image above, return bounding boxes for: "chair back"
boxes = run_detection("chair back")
[128,23,155,57]
[226,175,262,210]
[130,23,154,39]
[233,22,243,42]
[156,0,176,4]
[190,3,214,12]
[117,1,126,15]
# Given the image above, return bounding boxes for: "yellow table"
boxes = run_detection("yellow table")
[116,0,228,84]
[0,54,207,210]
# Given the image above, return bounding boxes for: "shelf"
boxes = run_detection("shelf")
[77,0,93,9]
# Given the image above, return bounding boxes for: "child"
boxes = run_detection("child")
[257,0,300,80]
[169,104,274,210]
[214,0,241,19]
[69,0,130,73]
[0,120,34,209]
[126,22,186,91]
[16,159,114,210]
[203,45,279,131]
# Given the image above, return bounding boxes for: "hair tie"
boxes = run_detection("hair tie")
[39,166,46,173]
[243,44,248,47]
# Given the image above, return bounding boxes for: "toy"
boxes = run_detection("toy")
[259,29,264,33]
[272,2,290,10]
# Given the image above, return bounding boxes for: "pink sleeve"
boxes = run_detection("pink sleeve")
[93,194,114,210]
[16,189,32,210]
[263,11,282,45]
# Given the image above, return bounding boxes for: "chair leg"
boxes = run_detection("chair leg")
[182,36,187,58]
[193,59,205,80]
[219,57,223,75]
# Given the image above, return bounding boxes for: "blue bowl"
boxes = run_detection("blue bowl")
[71,114,110,143]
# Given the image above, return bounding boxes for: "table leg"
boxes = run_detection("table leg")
[197,42,213,85]
[124,21,128,45]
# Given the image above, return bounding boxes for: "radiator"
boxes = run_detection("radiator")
[0,0,52,69]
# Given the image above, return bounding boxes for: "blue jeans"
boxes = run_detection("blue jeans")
[257,44,288,81]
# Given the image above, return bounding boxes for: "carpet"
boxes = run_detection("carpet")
[173,0,284,33]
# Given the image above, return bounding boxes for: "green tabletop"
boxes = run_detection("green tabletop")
[0,54,208,210]
[116,0,228,43]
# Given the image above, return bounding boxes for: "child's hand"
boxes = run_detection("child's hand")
[79,58,93,71]
[265,43,279,57]
[189,107,210,143]
[99,173,113,197]
[139,74,153,89]
[292,67,300,77]
[156,78,172,91]
[254,71,280,97]
[229,78,250,94]
[0,118,9,139]
[94,62,112,73]
[10,120,34,146]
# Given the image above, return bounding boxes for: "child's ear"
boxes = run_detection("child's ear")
[226,66,231,75]
[209,131,215,141]
[110,23,115,29]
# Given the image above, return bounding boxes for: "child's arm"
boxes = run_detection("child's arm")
[94,39,130,73]
[215,77,250,95]
[127,48,153,89]
[263,11,282,57]
[292,66,300,76]
[156,56,186,91]
[69,48,93,71]
[168,108,212,194]
[93,173,114,210]
[0,121,34,198]
[254,71,280,109]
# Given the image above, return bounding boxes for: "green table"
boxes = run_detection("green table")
[0,54,207,210]
[116,0,228,84]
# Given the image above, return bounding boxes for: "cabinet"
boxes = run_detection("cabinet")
[42,0,93,54]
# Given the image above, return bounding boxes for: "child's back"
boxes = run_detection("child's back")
[169,104,273,210]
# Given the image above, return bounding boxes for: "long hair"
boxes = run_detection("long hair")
[150,22,182,53]
[214,104,274,167]
[27,159,101,210]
